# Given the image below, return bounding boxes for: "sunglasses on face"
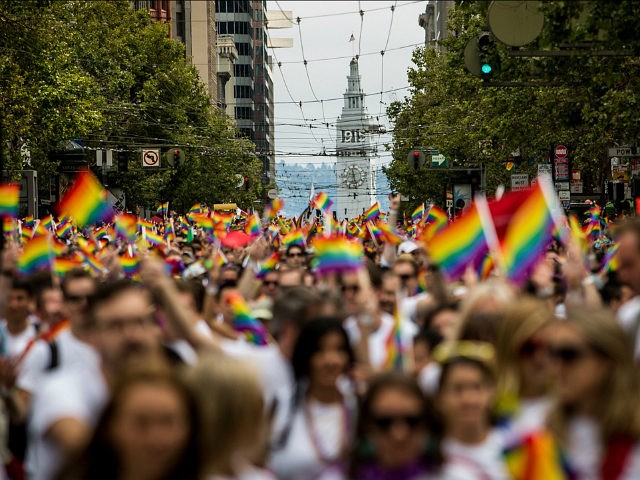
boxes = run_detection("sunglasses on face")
[518,339,548,358]
[263,280,279,287]
[371,414,423,432]
[398,274,415,282]
[341,284,360,293]
[548,344,591,364]
[64,293,90,303]
[288,252,305,258]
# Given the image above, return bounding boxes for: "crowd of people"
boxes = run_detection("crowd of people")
[0,192,638,480]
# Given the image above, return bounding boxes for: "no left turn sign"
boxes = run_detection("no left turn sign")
[142,149,160,167]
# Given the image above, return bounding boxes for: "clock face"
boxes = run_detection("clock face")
[341,165,365,188]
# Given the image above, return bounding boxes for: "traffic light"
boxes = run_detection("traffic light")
[173,149,180,165]
[464,32,500,80]
[117,151,128,172]
[407,148,425,170]
[477,33,499,79]
[244,176,250,191]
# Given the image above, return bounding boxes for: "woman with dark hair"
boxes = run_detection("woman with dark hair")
[349,372,436,479]
[269,317,356,480]
[55,360,200,480]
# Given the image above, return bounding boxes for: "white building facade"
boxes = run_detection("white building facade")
[335,58,377,220]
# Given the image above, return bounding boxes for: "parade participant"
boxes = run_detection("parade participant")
[26,279,164,480]
[285,245,306,270]
[436,343,511,479]
[188,353,274,480]
[548,308,640,478]
[270,318,356,480]
[348,372,446,480]
[495,298,556,436]
[55,360,199,480]
[0,278,37,359]
[259,270,280,299]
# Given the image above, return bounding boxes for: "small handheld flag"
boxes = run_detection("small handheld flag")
[57,170,113,227]
[0,183,20,218]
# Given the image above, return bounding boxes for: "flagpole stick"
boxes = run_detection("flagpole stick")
[474,195,505,278]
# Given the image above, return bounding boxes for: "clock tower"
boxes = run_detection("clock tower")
[336,58,377,220]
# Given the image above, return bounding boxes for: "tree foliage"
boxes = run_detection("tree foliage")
[385,0,640,209]
[0,0,261,211]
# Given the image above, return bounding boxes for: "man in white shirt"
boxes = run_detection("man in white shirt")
[27,278,163,480]
[1,278,37,360]
[615,220,640,360]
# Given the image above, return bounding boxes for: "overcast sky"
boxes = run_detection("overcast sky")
[267,1,428,204]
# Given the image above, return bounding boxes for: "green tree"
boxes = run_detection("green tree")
[385,0,640,211]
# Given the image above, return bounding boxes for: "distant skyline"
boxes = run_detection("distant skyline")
[267,1,427,206]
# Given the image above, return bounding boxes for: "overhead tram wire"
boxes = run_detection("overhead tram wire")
[277,0,335,143]
[266,25,322,147]
[380,1,397,116]
[275,42,423,65]
[358,1,364,58]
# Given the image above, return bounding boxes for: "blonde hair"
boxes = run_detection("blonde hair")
[454,280,516,343]
[186,352,264,474]
[548,308,640,443]
[496,297,556,398]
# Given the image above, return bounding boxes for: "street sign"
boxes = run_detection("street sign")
[555,182,570,191]
[142,149,160,167]
[570,182,583,194]
[267,189,278,200]
[608,147,636,157]
[554,145,568,158]
[511,174,529,190]
[538,163,552,176]
[431,154,447,167]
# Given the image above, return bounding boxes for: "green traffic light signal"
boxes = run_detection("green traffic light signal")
[481,64,492,74]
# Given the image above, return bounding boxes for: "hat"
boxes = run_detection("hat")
[397,240,419,255]
[251,297,273,321]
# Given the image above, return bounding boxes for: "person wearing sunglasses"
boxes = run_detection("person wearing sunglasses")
[285,245,307,270]
[260,270,280,299]
[547,308,640,479]
[495,297,557,437]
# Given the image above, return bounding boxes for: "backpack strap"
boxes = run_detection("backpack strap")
[46,340,59,371]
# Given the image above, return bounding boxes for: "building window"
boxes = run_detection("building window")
[234,85,253,98]
[236,42,251,56]
[235,107,253,120]
[234,64,252,77]
[175,11,185,39]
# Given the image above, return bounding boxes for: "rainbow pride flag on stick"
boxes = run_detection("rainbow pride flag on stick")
[427,205,489,280]
[363,202,381,223]
[384,308,405,372]
[312,192,333,214]
[0,183,20,218]
[311,236,364,276]
[18,235,53,276]
[226,291,269,346]
[57,170,113,227]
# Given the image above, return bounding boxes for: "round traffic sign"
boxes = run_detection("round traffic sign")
[554,145,568,158]
[267,189,278,200]
[142,150,160,167]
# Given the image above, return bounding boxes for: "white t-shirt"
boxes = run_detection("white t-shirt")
[219,338,292,408]
[565,416,640,480]
[617,295,640,360]
[269,398,349,480]
[442,430,511,480]
[506,397,553,439]
[400,293,431,323]
[344,312,418,369]
[17,328,100,394]
[26,363,109,480]
[1,321,37,359]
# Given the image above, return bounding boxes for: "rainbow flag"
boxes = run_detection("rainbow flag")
[257,252,280,279]
[422,205,448,241]
[245,213,261,237]
[0,183,20,218]
[376,220,402,245]
[138,217,154,231]
[282,229,306,248]
[18,235,53,276]
[312,192,333,214]
[56,217,73,238]
[311,236,363,276]
[53,257,81,278]
[3,218,19,242]
[601,243,619,272]
[503,430,573,480]
[157,202,169,217]
[57,171,112,227]
[363,202,381,223]
[366,221,384,244]
[427,205,488,280]
[264,198,284,221]
[494,185,555,284]
[384,308,404,372]
[114,213,138,243]
[82,251,105,275]
[411,204,425,226]
[188,203,203,216]
[119,253,140,278]
[144,229,165,248]
[226,291,269,346]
